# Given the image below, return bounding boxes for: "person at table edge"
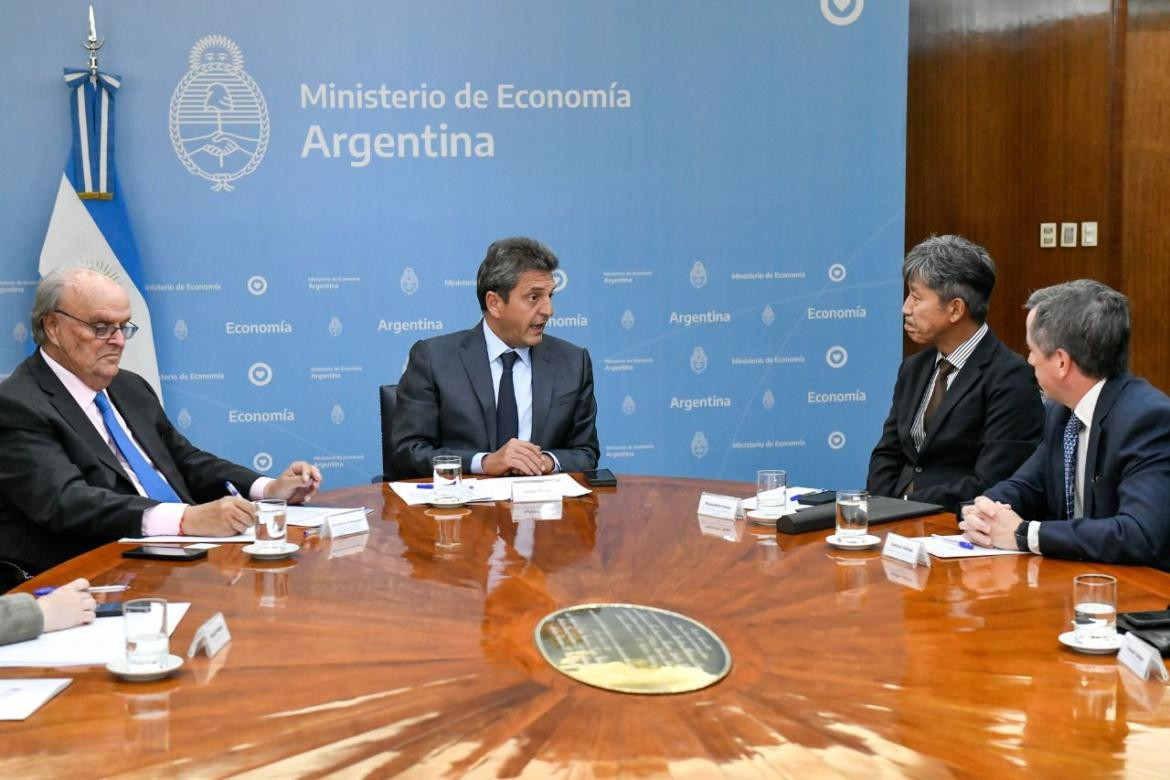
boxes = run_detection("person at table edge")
[867,234,1044,511]
[0,267,321,584]
[391,236,599,478]
[961,280,1170,570]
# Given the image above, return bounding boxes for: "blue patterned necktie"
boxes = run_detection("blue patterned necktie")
[1062,412,1083,519]
[495,351,520,449]
[94,392,182,502]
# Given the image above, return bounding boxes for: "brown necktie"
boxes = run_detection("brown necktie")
[923,359,955,434]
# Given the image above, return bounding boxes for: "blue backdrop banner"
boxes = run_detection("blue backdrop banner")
[0,1,908,490]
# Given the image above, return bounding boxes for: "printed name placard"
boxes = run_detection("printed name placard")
[187,612,231,659]
[511,479,563,503]
[1119,632,1170,681]
[882,532,932,567]
[697,492,741,520]
[322,508,370,539]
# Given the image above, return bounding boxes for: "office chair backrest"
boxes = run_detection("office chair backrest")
[378,383,398,482]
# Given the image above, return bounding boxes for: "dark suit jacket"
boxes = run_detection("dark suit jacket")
[985,374,1170,570]
[867,329,1044,511]
[390,323,600,478]
[0,352,260,573]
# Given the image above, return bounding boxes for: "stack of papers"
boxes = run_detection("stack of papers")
[390,474,592,506]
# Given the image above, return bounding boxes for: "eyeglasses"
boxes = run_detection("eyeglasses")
[53,309,139,341]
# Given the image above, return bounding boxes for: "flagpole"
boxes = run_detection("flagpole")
[84,5,103,82]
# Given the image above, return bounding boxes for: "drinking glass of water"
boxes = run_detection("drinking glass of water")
[124,598,168,668]
[756,469,788,515]
[1073,573,1117,641]
[254,498,288,552]
[835,490,869,538]
[432,455,463,501]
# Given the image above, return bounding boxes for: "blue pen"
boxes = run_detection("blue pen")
[225,481,241,497]
[35,585,128,597]
[932,534,974,550]
[416,483,434,489]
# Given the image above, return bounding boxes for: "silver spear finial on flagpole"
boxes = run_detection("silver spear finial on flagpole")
[84,5,104,79]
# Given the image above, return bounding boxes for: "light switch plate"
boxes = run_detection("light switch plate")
[1060,222,1078,248]
[1081,221,1098,247]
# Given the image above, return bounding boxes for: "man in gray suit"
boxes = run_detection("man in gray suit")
[391,237,599,478]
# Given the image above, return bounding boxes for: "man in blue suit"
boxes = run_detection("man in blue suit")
[391,237,599,478]
[961,280,1170,569]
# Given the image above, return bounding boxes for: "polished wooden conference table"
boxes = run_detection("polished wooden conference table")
[3,474,1170,778]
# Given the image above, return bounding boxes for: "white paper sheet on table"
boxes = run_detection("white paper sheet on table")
[390,473,592,506]
[117,506,371,542]
[923,534,1028,559]
[120,529,254,544]
[0,679,72,720]
[740,486,819,512]
[0,603,190,667]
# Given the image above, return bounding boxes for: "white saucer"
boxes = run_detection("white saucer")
[106,654,183,682]
[746,509,784,525]
[242,541,299,560]
[1058,630,1123,655]
[826,533,881,550]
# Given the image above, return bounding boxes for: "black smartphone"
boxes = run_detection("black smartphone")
[1120,609,1170,629]
[96,602,123,618]
[122,545,208,561]
[583,468,617,487]
[796,490,836,506]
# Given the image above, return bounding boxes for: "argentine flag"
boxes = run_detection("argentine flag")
[40,68,161,398]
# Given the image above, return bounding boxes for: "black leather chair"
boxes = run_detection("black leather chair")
[373,384,398,483]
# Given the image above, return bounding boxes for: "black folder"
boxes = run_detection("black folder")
[775,496,944,535]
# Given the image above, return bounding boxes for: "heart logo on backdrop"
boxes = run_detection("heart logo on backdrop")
[821,0,864,26]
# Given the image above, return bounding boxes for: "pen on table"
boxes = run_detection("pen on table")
[225,481,241,497]
[415,483,472,490]
[931,533,974,550]
[34,584,129,597]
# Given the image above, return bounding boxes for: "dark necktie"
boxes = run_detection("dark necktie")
[94,391,182,502]
[922,359,955,434]
[495,351,519,449]
[1063,413,1083,519]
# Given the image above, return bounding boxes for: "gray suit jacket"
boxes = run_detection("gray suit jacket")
[390,322,600,478]
[0,593,43,646]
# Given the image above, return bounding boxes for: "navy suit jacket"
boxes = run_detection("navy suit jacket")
[985,374,1170,570]
[390,322,599,478]
[867,329,1044,511]
[0,352,260,573]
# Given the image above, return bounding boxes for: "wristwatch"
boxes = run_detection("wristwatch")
[1013,520,1030,552]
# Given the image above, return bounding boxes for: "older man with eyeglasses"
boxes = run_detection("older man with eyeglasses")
[0,267,322,587]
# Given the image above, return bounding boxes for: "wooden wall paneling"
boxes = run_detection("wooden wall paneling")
[906,1,1116,360]
[1121,2,1170,391]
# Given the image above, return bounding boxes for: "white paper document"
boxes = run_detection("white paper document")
[120,529,255,544]
[390,474,591,506]
[0,678,72,720]
[923,534,1027,559]
[0,603,190,668]
[740,486,819,512]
